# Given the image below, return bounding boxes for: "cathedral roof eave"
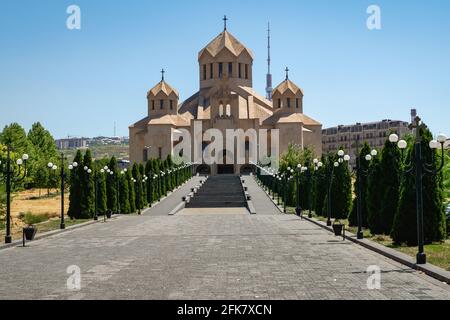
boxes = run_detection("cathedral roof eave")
[147,80,179,98]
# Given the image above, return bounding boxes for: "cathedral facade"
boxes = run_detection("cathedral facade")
[129,21,322,175]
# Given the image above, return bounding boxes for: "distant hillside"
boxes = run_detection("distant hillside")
[61,143,129,161]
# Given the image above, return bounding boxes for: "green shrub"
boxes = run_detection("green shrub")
[21,212,49,225]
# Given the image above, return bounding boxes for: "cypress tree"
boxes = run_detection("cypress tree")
[119,171,130,213]
[68,150,83,219]
[139,163,147,207]
[106,157,118,213]
[391,126,446,245]
[80,149,95,218]
[323,152,352,220]
[367,155,384,234]
[378,137,402,234]
[145,160,153,204]
[128,168,136,213]
[96,166,107,215]
[348,143,371,227]
[161,160,167,196]
[132,163,141,210]
[313,155,327,216]
[154,160,161,200]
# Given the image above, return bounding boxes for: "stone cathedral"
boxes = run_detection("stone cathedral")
[129,19,322,175]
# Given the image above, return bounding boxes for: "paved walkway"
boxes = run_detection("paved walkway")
[242,176,280,215]
[0,176,449,300]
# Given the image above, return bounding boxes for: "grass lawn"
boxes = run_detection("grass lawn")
[286,207,450,271]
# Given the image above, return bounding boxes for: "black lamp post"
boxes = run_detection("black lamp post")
[346,141,377,239]
[326,150,346,226]
[389,118,447,264]
[0,146,29,244]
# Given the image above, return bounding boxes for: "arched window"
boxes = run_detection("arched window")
[170,100,173,110]
[152,100,155,110]
[295,98,299,109]
[218,62,223,78]
[160,99,164,109]
[278,99,281,108]
[226,104,231,117]
[228,62,232,78]
[287,98,291,108]
[219,103,224,117]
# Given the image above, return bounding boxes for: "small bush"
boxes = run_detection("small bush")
[21,212,49,225]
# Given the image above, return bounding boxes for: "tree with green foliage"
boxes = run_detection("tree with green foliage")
[366,155,384,234]
[348,143,371,227]
[128,168,136,213]
[80,150,95,218]
[68,150,83,219]
[96,167,107,215]
[160,160,167,196]
[106,157,118,213]
[118,170,131,213]
[323,151,352,220]
[313,155,327,217]
[139,164,147,207]
[154,160,161,200]
[145,160,153,204]
[391,126,446,245]
[33,162,49,197]
[377,137,402,234]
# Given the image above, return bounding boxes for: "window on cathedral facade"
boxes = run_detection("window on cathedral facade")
[158,147,162,159]
[202,64,206,80]
[160,99,164,109]
[228,62,232,78]
[143,149,148,162]
[287,98,291,108]
[278,99,281,108]
[245,64,248,79]
[210,63,213,78]
[238,63,242,78]
[152,100,155,110]
[218,62,223,78]
[296,98,299,109]
[170,100,173,110]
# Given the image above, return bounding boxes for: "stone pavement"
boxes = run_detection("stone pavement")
[0,176,449,300]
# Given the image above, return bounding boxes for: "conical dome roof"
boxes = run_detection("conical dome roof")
[147,80,179,98]
[198,30,254,59]
[272,79,304,96]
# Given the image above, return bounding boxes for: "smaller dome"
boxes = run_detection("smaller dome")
[272,79,303,96]
[147,80,179,98]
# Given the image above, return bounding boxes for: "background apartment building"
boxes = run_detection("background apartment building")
[321,110,416,167]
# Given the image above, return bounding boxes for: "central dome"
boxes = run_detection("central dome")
[198,30,254,59]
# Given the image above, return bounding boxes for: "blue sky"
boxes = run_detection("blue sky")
[0,0,449,139]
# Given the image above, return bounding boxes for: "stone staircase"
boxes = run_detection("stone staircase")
[185,175,247,208]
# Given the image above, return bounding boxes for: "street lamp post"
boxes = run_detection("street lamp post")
[344,143,377,239]
[311,158,324,217]
[389,118,447,264]
[326,150,346,226]
[0,146,29,243]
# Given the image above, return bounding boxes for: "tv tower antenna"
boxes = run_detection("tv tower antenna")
[265,22,273,100]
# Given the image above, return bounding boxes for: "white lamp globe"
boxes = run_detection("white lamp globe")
[100,169,105,173]
[429,140,439,149]
[318,162,323,167]
[302,166,308,172]
[124,168,127,172]
[338,150,345,157]
[334,162,339,167]
[313,158,319,164]
[104,166,108,170]
[365,154,372,161]
[389,133,399,143]
[398,140,408,149]
[48,162,53,168]
[338,158,343,163]
[22,154,29,161]
[17,159,23,165]
[73,162,78,167]
[371,149,378,157]
[84,166,88,171]
[297,163,302,169]
[110,171,113,175]
[437,133,447,143]
[52,165,57,170]
[287,167,291,171]
[68,165,73,170]
[344,155,350,162]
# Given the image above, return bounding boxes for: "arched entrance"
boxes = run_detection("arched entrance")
[195,164,211,176]
[240,165,254,175]
[217,149,234,174]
